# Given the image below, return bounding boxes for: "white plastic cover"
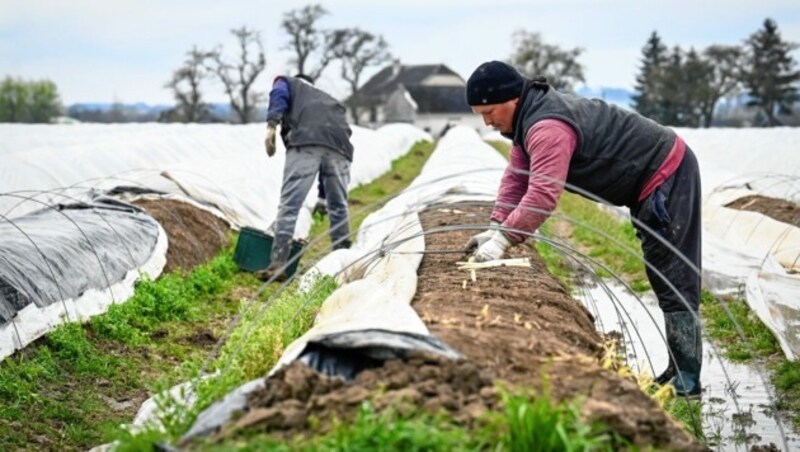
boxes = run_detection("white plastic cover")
[1,123,432,237]
[677,127,800,360]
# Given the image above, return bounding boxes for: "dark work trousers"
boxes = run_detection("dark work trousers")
[317,173,326,200]
[632,147,702,313]
[274,145,351,252]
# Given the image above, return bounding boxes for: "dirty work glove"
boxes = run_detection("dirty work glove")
[472,230,511,262]
[463,222,500,252]
[265,125,277,157]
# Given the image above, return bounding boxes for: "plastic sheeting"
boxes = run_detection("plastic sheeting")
[297,329,462,378]
[702,182,800,359]
[678,127,800,360]
[1,123,432,238]
[705,188,800,273]
[0,197,167,360]
[746,261,800,360]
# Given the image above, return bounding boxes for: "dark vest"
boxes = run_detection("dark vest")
[510,81,675,207]
[281,78,354,161]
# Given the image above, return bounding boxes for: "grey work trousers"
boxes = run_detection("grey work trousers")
[273,145,351,257]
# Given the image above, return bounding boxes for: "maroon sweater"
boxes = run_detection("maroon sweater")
[491,119,685,244]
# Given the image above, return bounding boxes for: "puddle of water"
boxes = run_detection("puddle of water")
[574,281,800,451]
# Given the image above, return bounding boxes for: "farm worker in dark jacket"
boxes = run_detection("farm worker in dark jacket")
[463,61,702,397]
[259,74,354,280]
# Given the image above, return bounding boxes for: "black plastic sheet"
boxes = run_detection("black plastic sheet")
[297,329,462,380]
[0,197,160,325]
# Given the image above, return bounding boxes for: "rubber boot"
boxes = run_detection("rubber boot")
[660,311,703,398]
[655,361,675,386]
[255,234,293,282]
[333,239,352,250]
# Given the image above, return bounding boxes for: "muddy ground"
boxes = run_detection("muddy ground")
[133,199,231,274]
[727,194,800,227]
[205,202,705,450]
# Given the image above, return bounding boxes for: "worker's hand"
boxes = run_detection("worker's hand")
[265,126,277,157]
[463,222,500,252]
[472,230,511,262]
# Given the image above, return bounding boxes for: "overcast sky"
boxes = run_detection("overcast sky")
[2,0,799,105]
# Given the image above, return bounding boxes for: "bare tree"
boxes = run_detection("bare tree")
[330,28,391,124]
[698,45,742,127]
[211,27,266,124]
[281,4,335,81]
[165,46,215,122]
[509,30,585,92]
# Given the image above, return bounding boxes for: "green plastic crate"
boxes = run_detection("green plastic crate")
[233,227,304,277]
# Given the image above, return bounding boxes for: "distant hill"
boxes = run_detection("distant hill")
[68,102,172,114]
[65,102,267,123]
[67,102,173,123]
[575,86,634,109]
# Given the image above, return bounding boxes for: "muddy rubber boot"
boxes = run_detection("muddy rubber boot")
[655,361,675,386]
[333,239,352,250]
[255,235,293,282]
[663,311,703,398]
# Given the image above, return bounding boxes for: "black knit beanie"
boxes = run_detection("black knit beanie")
[466,61,524,106]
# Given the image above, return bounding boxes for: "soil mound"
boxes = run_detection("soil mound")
[727,194,800,227]
[413,203,703,450]
[221,355,498,440]
[133,199,230,274]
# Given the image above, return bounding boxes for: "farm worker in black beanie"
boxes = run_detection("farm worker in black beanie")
[463,60,703,398]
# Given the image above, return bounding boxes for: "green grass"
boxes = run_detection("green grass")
[700,290,800,426]
[224,403,482,451]
[774,360,800,425]
[534,223,574,290]
[700,291,781,361]
[555,194,650,292]
[0,247,243,451]
[664,396,704,440]
[194,275,337,414]
[111,275,338,450]
[496,390,627,451]
[199,388,628,451]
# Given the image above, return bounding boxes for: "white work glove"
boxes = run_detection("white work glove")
[463,222,501,252]
[472,230,512,262]
[265,125,277,157]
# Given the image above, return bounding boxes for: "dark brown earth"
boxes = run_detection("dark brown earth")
[133,199,231,274]
[207,202,704,450]
[727,195,800,227]
[217,355,499,442]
